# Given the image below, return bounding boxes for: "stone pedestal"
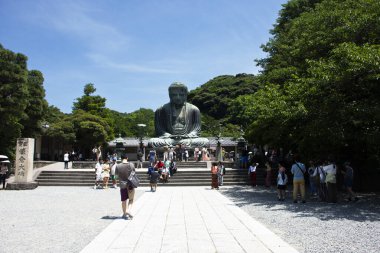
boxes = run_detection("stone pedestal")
[6,138,38,190]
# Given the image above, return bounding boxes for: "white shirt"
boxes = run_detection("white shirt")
[248,165,257,173]
[323,164,336,174]
[64,153,69,162]
[95,162,102,175]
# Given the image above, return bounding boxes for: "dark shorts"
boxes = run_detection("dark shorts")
[277,185,286,190]
[120,188,128,201]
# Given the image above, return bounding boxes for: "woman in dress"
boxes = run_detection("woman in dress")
[211,162,219,189]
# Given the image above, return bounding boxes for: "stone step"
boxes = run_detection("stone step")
[35,168,270,187]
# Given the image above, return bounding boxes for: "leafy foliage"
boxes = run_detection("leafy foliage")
[20,70,48,137]
[188,74,259,120]
[0,44,29,158]
[251,0,380,167]
[110,108,155,138]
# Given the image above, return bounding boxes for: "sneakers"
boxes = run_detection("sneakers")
[126,212,134,219]
[93,185,97,190]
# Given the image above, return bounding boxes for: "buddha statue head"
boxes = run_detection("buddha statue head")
[169,82,188,108]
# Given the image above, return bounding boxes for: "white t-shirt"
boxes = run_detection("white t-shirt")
[64,153,69,162]
[248,165,257,173]
[95,162,102,175]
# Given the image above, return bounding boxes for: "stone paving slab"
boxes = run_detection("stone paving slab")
[81,187,298,253]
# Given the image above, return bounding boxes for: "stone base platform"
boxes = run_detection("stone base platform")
[6,181,39,190]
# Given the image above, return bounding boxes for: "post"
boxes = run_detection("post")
[7,138,38,190]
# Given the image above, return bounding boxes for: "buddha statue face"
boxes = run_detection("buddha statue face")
[169,84,188,107]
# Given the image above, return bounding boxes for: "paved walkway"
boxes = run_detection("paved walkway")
[80,187,298,253]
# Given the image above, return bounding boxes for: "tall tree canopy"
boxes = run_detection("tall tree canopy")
[0,44,29,157]
[21,70,48,137]
[0,44,48,158]
[249,0,380,167]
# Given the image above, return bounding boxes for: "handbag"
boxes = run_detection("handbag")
[128,170,140,188]
[120,180,128,189]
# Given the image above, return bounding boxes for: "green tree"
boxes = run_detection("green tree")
[188,74,259,120]
[0,44,29,158]
[110,108,155,137]
[21,70,48,137]
[251,0,380,168]
[73,83,107,116]
[73,83,114,140]
[71,110,112,156]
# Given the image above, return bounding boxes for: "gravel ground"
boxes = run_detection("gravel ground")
[220,186,380,253]
[0,187,144,253]
[1,185,379,253]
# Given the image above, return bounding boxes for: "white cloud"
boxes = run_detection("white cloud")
[87,53,181,74]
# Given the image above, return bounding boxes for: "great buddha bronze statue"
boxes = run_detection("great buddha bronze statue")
[148,82,209,148]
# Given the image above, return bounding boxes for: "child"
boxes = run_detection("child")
[277,163,288,201]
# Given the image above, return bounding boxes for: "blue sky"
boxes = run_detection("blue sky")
[0,0,286,114]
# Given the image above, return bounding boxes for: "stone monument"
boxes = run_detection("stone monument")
[149,82,209,148]
[7,138,38,190]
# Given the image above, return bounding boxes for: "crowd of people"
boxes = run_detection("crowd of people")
[247,149,359,204]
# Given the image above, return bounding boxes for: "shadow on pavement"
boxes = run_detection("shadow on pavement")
[220,186,380,222]
[101,215,123,220]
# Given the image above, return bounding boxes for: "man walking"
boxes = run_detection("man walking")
[115,154,136,219]
[136,150,143,169]
[63,151,69,169]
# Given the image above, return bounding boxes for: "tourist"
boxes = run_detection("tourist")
[94,159,103,189]
[110,160,117,188]
[211,162,219,189]
[218,161,226,186]
[149,149,156,166]
[248,163,258,187]
[194,147,199,161]
[163,146,169,161]
[323,159,337,203]
[184,149,189,161]
[291,155,306,203]
[96,145,102,161]
[312,161,327,201]
[161,165,170,183]
[63,151,69,169]
[0,161,9,189]
[115,154,135,219]
[342,162,359,201]
[92,146,97,161]
[168,147,174,161]
[149,168,160,192]
[101,158,110,189]
[136,149,143,169]
[308,161,317,197]
[265,162,272,187]
[277,163,288,201]
[112,153,118,162]
[168,159,177,176]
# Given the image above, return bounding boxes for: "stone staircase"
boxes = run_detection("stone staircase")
[36,161,272,187]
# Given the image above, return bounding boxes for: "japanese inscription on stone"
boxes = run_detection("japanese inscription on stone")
[15,138,34,182]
